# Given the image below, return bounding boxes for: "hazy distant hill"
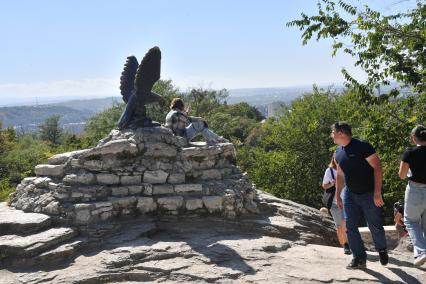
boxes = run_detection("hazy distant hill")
[52,97,121,113]
[0,83,411,133]
[227,85,343,104]
[0,87,321,132]
[227,83,409,117]
[0,97,121,133]
[227,85,344,117]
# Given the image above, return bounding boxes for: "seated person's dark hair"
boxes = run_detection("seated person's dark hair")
[332,122,352,136]
[170,98,184,110]
[393,201,404,214]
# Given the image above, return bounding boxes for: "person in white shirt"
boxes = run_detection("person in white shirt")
[322,155,351,255]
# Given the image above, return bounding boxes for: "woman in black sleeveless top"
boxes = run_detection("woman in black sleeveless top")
[399,125,426,267]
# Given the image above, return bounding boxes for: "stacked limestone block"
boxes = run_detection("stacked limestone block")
[9,127,258,225]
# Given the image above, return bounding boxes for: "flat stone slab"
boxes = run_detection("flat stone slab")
[6,218,426,284]
[106,222,157,245]
[34,164,65,177]
[0,227,77,257]
[0,203,52,235]
[360,225,400,249]
[33,239,87,264]
[48,149,90,165]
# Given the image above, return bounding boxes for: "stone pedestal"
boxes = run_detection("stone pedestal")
[9,127,258,225]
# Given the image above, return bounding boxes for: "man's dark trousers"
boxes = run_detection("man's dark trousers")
[344,190,387,258]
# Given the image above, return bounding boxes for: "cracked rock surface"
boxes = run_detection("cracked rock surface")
[1,191,425,283]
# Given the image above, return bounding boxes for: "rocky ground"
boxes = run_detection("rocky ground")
[1,192,425,283]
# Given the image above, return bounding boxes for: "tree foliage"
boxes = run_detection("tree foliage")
[207,102,264,143]
[260,0,426,223]
[38,115,63,144]
[239,88,340,205]
[84,102,125,146]
[287,0,425,94]
[184,88,229,117]
[238,86,420,224]
[1,135,51,184]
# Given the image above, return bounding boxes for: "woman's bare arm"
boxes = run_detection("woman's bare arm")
[399,161,410,180]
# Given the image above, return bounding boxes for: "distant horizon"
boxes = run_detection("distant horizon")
[0,82,347,107]
[1,79,410,107]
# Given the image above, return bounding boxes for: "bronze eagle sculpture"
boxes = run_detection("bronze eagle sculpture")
[117,46,165,129]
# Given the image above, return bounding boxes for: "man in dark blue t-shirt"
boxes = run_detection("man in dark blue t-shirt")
[332,122,388,269]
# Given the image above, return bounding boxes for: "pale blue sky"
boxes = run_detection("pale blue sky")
[0,0,417,102]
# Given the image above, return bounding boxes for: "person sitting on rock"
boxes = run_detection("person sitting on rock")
[165,98,229,143]
[393,201,408,239]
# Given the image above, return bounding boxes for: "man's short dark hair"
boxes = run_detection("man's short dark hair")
[332,122,352,136]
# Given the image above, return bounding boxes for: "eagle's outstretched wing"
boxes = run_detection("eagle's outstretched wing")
[135,46,161,96]
[119,55,139,103]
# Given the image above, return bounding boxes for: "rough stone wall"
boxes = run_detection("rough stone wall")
[9,127,258,225]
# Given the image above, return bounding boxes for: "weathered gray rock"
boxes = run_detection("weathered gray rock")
[167,173,186,184]
[33,177,52,188]
[21,177,37,185]
[143,170,168,184]
[200,169,222,180]
[157,196,184,211]
[142,183,153,195]
[144,142,177,158]
[174,184,203,193]
[74,204,93,224]
[5,191,423,284]
[34,164,65,177]
[0,227,77,257]
[97,174,120,185]
[111,187,129,197]
[120,175,142,185]
[360,225,400,250]
[152,184,174,195]
[91,201,113,216]
[185,198,204,211]
[181,145,223,158]
[63,172,95,185]
[128,185,143,195]
[81,139,138,158]
[192,159,216,170]
[32,239,86,265]
[136,197,157,213]
[202,196,223,212]
[8,127,258,226]
[48,149,90,165]
[394,235,413,253]
[47,182,59,191]
[6,199,422,284]
[71,191,84,199]
[43,201,60,215]
[173,160,192,173]
[0,203,51,235]
[112,196,137,209]
[82,160,104,171]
